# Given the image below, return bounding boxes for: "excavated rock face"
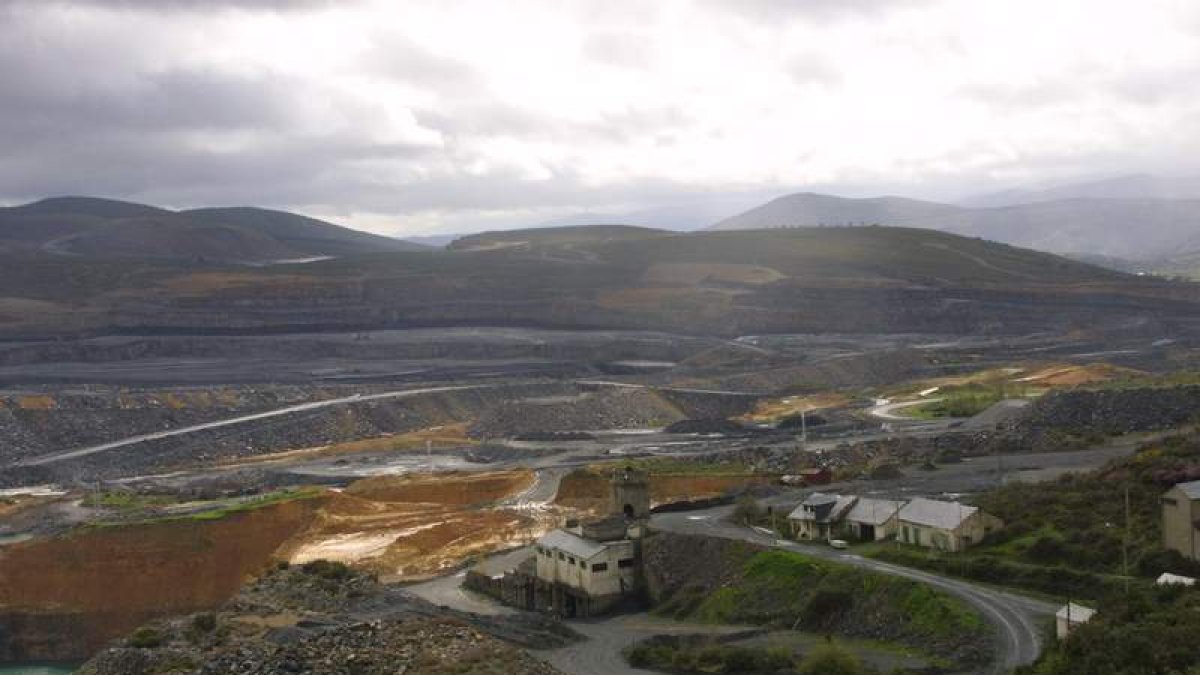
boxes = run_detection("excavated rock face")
[1017,385,1200,437]
[78,564,570,675]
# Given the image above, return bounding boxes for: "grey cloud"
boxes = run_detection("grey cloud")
[698,0,932,24]
[582,31,652,69]
[0,0,337,12]
[361,35,485,93]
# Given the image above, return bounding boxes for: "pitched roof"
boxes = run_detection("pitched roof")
[846,498,905,526]
[787,493,856,522]
[1174,480,1200,499]
[537,529,608,560]
[1056,603,1096,623]
[898,497,977,530]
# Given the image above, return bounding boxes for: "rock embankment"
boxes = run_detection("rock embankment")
[1016,385,1200,437]
[78,563,569,675]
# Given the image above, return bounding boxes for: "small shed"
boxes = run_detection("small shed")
[1055,603,1096,640]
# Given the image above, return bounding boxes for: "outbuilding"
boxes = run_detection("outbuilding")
[1055,602,1096,640]
[843,497,905,541]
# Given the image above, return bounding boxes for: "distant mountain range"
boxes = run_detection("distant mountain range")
[960,173,1200,207]
[0,196,428,264]
[711,176,1200,267]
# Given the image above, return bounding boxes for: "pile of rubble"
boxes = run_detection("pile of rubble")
[78,562,571,675]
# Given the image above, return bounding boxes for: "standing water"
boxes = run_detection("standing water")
[0,666,76,674]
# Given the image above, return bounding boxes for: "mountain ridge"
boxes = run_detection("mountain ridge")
[711,191,1200,263]
[0,196,428,264]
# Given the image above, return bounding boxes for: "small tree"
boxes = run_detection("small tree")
[733,496,764,525]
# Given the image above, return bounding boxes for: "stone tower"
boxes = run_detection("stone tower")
[610,466,650,520]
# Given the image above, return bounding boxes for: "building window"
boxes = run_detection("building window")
[591,563,608,573]
[617,558,635,568]
[1163,497,1178,506]
[568,557,576,566]
[558,552,565,560]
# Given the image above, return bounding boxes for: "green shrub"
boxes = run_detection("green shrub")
[128,627,164,649]
[301,559,353,580]
[191,612,217,633]
[797,643,869,675]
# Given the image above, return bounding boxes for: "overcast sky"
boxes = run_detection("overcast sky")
[2,0,1200,235]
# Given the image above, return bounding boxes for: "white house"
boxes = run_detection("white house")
[897,497,1002,552]
[788,493,857,540]
[1162,480,1200,561]
[1055,602,1096,640]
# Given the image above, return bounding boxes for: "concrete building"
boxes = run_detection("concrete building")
[534,523,639,616]
[788,493,857,540]
[1055,602,1096,640]
[1161,480,1200,561]
[843,497,905,541]
[897,497,1002,552]
[469,466,651,618]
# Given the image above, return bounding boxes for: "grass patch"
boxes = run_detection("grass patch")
[85,487,325,529]
[656,546,988,666]
[81,491,178,511]
[907,383,1034,419]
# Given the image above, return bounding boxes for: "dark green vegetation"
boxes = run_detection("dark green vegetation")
[648,538,988,668]
[1019,584,1200,675]
[626,636,878,675]
[871,431,1200,600]
[448,223,669,250]
[0,196,425,264]
[626,637,795,675]
[5,223,1191,339]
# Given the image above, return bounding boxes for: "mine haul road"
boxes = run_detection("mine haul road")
[13,384,493,467]
[651,506,1056,675]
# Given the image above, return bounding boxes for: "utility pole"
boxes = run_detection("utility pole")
[1123,485,1131,594]
[801,408,808,446]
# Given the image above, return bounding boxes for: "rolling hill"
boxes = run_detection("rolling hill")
[0,197,427,264]
[3,224,1193,340]
[710,192,1200,264]
[448,224,670,251]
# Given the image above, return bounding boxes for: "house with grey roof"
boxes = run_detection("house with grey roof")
[788,493,858,540]
[897,497,1002,552]
[843,497,905,541]
[1162,479,1200,561]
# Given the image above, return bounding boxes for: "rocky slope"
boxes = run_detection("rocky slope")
[77,563,569,675]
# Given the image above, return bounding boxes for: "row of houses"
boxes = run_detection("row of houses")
[789,493,1003,552]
